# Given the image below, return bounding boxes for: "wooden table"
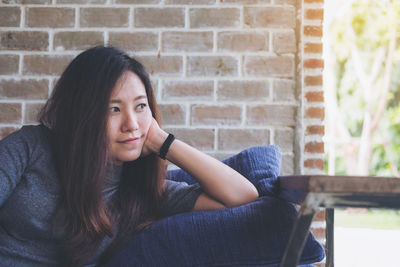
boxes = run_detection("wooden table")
[277,175,400,267]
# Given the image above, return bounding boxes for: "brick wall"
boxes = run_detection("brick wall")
[0,0,325,263]
[303,0,324,176]
[302,0,325,265]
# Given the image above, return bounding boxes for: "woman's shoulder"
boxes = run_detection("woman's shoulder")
[3,124,48,141]
[21,124,51,136]
[0,124,52,157]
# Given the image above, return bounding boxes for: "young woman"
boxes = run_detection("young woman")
[0,46,260,266]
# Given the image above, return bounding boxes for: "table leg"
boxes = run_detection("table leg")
[326,208,334,267]
[279,195,319,267]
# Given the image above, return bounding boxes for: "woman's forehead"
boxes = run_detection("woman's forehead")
[111,71,147,99]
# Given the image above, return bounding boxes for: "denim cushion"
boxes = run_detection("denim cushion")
[167,146,281,197]
[104,196,324,266]
[165,145,325,265]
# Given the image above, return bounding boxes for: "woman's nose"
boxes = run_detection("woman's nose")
[122,112,139,132]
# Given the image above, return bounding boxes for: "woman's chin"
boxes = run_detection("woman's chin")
[117,152,142,163]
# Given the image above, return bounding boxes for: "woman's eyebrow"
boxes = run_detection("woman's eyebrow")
[109,95,147,103]
[134,95,147,101]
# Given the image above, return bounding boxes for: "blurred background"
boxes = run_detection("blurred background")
[324,0,400,265]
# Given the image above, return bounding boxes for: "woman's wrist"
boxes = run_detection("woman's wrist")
[149,129,169,154]
[159,134,175,159]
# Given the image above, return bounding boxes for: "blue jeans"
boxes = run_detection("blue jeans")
[103,146,324,266]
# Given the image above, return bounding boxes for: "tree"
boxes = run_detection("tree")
[325,0,400,176]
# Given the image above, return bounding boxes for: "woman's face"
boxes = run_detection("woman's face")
[107,71,152,165]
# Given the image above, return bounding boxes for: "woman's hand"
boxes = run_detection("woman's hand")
[141,118,168,157]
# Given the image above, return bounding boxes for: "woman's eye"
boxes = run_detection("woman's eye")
[136,103,147,110]
[110,107,120,112]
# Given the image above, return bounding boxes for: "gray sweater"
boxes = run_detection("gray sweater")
[0,125,203,266]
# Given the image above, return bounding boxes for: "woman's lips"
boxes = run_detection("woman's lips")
[119,137,140,145]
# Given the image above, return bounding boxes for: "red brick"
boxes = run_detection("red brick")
[81,8,129,28]
[304,159,324,170]
[304,42,323,54]
[304,26,323,37]
[0,31,48,51]
[109,32,157,52]
[0,7,20,27]
[0,127,18,140]
[273,31,296,53]
[26,7,74,28]
[244,7,295,28]
[304,59,324,69]
[135,8,184,28]
[136,56,183,76]
[273,79,295,101]
[274,128,294,152]
[310,227,325,239]
[245,56,294,77]
[218,80,269,101]
[24,103,45,124]
[314,209,326,221]
[23,55,74,76]
[165,128,214,150]
[163,80,213,100]
[218,31,268,52]
[0,55,19,75]
[218,129,270,150]
[187,56,238,77]
[305,9,324,20]
[306,125,325,135]
[306,107,324,119]
[305,91,324,102]
[162,31,213,52]
[0,103,21,124]
[190,8,240,28]
[0,79,48,100]
[305,142,324,153]
[305,75,323,86]
[247,105,296,126]
[159,104,186,125]
[191,105,242,126]
[54,32,104,51]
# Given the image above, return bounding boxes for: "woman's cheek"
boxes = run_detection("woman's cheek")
[143,110,152,135]
[106,118,117,141]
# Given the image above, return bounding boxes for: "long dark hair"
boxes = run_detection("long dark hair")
[39,46,165,266]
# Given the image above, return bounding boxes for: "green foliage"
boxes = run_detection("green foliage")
[335,208,400,229]
[330,0,400,176]
[371,75,400,176]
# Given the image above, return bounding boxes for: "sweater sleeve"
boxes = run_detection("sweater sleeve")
[159,180,203,218]
[0,127,33,207]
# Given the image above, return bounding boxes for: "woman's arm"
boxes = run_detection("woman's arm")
[144,119,259,210]
[0,127,32,207]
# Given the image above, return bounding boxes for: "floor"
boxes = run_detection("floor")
[335,227,400,267]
